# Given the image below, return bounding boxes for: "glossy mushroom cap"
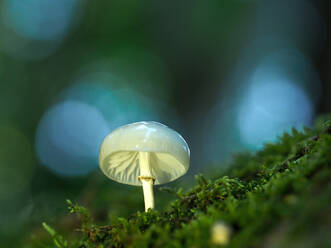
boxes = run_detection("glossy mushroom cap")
[99,121,190,186]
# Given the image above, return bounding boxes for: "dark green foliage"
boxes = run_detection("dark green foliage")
[43,121,331,247]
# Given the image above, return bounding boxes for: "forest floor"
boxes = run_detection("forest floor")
[40,118,331,248]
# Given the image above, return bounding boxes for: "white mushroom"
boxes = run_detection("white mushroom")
[99,121,190,212]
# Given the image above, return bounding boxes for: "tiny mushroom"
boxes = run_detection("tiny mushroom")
[99,121,190,212]
[211,221,232,246]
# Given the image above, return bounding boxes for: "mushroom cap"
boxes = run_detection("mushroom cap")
[99,121,190,186]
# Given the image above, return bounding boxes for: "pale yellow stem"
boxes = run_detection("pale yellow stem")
[139,152,155,212]
[140,178,155,211]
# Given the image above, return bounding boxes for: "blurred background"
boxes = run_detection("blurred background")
[1,0,331,246]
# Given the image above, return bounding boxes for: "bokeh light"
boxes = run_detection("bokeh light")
[2,0,79,41]
[36,100,110,176]
[0,0,82,60]
[62,65,178,127]
[237,49,317,148]
[245,48,321,105]
[238,80,313,148]
[202,47,319,164]
[62,76,162,129]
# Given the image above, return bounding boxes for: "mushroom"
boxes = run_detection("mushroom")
[211,221,232,245]
[99,121,190,211]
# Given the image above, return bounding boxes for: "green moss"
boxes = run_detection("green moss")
[44,120,331,248]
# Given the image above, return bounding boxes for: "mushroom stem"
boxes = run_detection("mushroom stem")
[139,152,152,176]
[139,152,155,211]
[140,177,155,211]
